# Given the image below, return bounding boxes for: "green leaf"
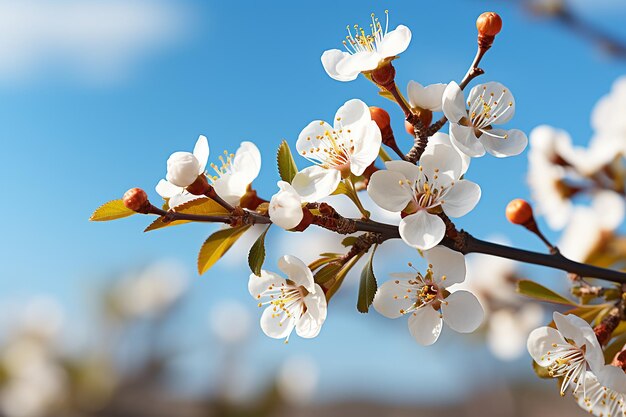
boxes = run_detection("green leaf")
[277,140,298,183]
[197,225,251,275]
[556,305,609,327]
[516,280,577,306]
[248,226,270,276]
[341,236,358,247]
[331,181,349,196]
[357,245,378,313]
[145,197,229,232]
[90,199,135,222]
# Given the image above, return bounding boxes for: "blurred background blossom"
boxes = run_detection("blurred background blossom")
[1,0,626,416]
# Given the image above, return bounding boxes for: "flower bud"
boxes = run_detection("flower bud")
[166,151,201,187]
[404,110,433,136]
[369,106,392,136]
[269,181,304,230]
[123,188,149,212]
[505,199,533,225]
[476,12,502,37]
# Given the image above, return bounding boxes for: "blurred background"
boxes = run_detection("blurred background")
[1,0,626,416]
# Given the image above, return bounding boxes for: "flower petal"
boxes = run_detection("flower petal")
[384,160,421,184]
[377,25,412,57]
[419,143,462,187]
[334,98,371,130]
[193,135,210,174]
[155,179,182,199]
[480,129,528,158]
[248,270,287,298]
[408,306,443,346]
[213,173,248,206]
[367,169,414,212]
[278,255,315,292]
[232,141,262,185]
[260,305,296,339]
[449,123,485,157]
[427,132,471,175]
[269,181,304,230]
[399,211,446,250]
[407,81,447,112]
[442,81,466,123]
[372,278,416,319]
[441,290,484,333]
[292,166,341,202]
[297,288,328,338]
[336,51,381,75]
[526,326,568,367]
[169,192,203,209]
[321,49,357,82]
[425,246,466,287]
[296,120,335,159]
[441,180,481,218]
[349,120,382,176]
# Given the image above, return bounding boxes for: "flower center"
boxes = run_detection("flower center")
[400,166,452,213]
[208,150,236,183]
[394,268,448,316]
[300,127,355,170]
[542,342,588,396]
[342,11,389,55]
[464,86,514,138]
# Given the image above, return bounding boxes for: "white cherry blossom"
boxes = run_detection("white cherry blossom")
[407,81,447,112]
[367,143,481,250]
[527,312,605,396]
[269,181,304,230]
[292,99,381,201]
[573,371,626,417]
[321,11,411,82]
[442,81,527,158]
[249,255,327,342]
[372,246,484,346]
[592,75,626,155]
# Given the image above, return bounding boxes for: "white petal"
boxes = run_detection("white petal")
[336,51,381,75]
[449,123,485,157]
[232,141,262,184]
[334,98,371,130]
[213,173,248,206]
[597,365,626,393]
[377,25,412,57]
[169,192,203,209]
[384,160,421,184]
[441,180,481,218]
[349,120,382,176]
[399,211,446,250]
[296,121,335,158]
[526,326,568,367]
[297,288,328,338]
[480,129,528,157]
[425,246,466,287]
[372,278,416,319]
[260,305,296,339]
[592,190,625,230]
[427,132,471,175]
[419,143,462,187]
[193,135,210,174]
[441,290,484,333]
[278,255,315,292]
[468,82,516,125]
[441,81,466,123]
[407,81,447,112]
[408,306,443,346]
[367,169,413,212]
[291,166,342,202]
[321,49,357,82]
[248,270,287,298]
[166,151,201,187]
[155,179,182,198]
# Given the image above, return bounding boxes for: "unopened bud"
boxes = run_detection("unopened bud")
[404,110,433,136]
[123,188,149,212]
[506,199,533,226]
[476,12,502,37]
[369,106,392,135]
[291,208,314,232]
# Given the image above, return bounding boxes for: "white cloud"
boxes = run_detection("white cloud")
[0,0,190,85]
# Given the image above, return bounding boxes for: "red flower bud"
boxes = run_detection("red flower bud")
[123,188,149,212]
[505,199,533,225]
[476,12,502,37]
[369,106,391,134]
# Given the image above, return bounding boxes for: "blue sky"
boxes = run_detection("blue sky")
[1,0,626,404]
